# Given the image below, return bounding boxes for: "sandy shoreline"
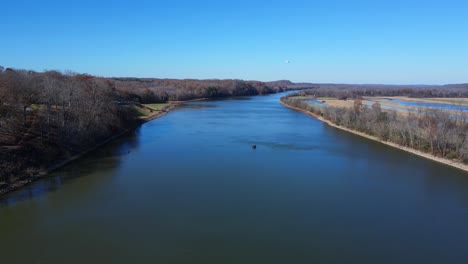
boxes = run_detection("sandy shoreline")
[280,101,468,173]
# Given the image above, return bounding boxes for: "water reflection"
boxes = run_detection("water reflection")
[0,128,142,207]
[177,103,217,109]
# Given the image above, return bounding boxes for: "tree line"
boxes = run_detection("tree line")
[296,84,468,99]
[111,78,289,103]
[281,94,468,164]
[0,68,135,184]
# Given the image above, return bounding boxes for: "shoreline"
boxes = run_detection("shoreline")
[0,102,181,196]
[280,101,468,173]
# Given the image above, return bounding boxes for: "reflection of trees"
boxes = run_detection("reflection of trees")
[0,129,141,207]
[421,164,468,208]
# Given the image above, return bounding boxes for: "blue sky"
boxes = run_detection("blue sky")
[2,0,468,84]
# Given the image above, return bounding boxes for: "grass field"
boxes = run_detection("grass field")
[133,105,152,116]
[144,103,170,111]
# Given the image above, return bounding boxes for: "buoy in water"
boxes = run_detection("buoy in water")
[252,144,257,149]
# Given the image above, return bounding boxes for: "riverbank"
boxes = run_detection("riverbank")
[280,100,468,173]
[0,102,180,196]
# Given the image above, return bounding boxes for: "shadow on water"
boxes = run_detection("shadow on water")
[179,97,254,108]
[0,128,142,207]
[177,103,218,109]
[324,123,468,205]
[222,96,253,101]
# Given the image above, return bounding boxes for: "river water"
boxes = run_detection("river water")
[1,92,468,263]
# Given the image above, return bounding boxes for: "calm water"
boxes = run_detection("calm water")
[1,92,468,263]
[370,98,468,112]
[306,99,327,107]
[396,100,468,112]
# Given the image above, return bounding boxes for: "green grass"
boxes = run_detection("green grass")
[30,104,45,110]
[133,105,152,116]
[134,103,170,116]
[144,103,169,111]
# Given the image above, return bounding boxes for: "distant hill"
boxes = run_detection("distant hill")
[265,80,295,87]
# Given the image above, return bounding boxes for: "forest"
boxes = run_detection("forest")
[0,67,290,187]
[281,93,468,164]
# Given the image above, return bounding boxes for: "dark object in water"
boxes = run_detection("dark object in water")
[252,144,257,149]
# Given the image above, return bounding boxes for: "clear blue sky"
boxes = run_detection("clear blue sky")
[2,0,467,84]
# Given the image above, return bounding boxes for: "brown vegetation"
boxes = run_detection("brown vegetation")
[0,69,137,188]
[282,94,468,165]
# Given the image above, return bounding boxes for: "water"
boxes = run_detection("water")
[306,99,327,107]
[370,98,468,112]
[395,101,468,112]
[364,99,467,119]
[1,92,468,263]
[363,101,416,112]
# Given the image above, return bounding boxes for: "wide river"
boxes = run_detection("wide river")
[1,92,468,263]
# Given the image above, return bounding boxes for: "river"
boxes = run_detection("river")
[1,92,468,263]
